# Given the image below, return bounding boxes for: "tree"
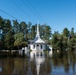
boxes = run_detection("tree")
[70,28,74,38]
[40,24,51,41]
[19,21,29,41]
[67,28,76,51]
[0,17,13,50]
[62,28,69,50]
[44,25,51,40]
[13,20,19,33]
[0,39,4,50]
[52,31,66,54]
[40,24,45,39]
[19,21,27,33]
[0,16,5,36]
[62,28,69,37]
[52,31,60,49]
[4,30,14,50]
[14,32,27,49]
[27,21,32,40]
[4,19,12,33]
[30,25,36,40]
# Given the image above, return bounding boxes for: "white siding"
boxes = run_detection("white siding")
[29,43,46,51]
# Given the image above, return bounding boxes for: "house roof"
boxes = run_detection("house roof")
[30,24,45,44]
[33,37,45,44]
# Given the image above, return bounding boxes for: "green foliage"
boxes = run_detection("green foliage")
[0,16,76,52]
[52,28,76,54]
[62,28,69,37]
[14,32,25,49]
[19,21,27,33]
[4,30,14,50]
[52,31,60,49]
[68,37,76,50]
[13,20,19,33]
[0,39,4,50]
[30,25,36,40]
[40,24,51,41]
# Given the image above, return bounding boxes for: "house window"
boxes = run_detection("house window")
[29,46,30,49]
[33,45,35,49]
[37,44,39,47]
[41,45,42,49]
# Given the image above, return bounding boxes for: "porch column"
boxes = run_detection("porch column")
[39,44,41,50]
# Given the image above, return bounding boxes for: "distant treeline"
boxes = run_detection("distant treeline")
[0,16,51,50]
[0,16,76,52]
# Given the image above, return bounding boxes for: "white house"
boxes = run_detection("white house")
[29,24,46,51]
[23,24,52,57]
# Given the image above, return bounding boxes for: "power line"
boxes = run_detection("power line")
[26,0,46,23]
[0,9,21,21]
[21,0,43,22]
[11,0,35,22]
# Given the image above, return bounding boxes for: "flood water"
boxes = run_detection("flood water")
[0,52,76,75]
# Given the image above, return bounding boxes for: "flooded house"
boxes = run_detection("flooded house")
[21,24,52,57]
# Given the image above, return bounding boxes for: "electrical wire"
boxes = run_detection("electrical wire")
[11,0,35,22]
[26,0,46,23]
[21,0,43,23]
[0,9,21,21]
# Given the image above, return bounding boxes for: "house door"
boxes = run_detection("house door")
[37,44,39,50]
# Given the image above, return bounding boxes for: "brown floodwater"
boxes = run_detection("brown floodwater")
[0,53,76,75]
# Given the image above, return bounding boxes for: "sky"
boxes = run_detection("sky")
[0,0,76,33]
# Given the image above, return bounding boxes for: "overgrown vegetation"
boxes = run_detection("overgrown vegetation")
[0,16,51,50]
[0,16,76,54]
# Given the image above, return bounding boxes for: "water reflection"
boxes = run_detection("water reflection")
[0,53,76,75]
